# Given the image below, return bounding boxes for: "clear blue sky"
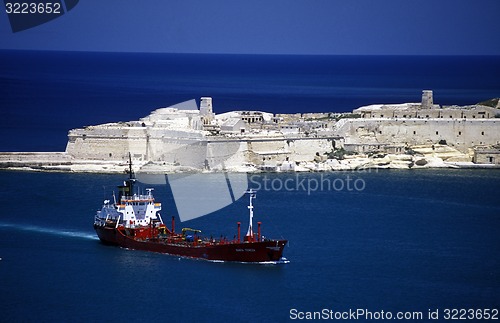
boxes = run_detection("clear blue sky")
[1,0,500,55]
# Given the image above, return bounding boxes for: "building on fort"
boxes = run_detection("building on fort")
[354,90,498,119]
[343,90,500,155]
[473,145,500,164]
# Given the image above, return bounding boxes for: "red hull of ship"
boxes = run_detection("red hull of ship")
[94,225,287,263]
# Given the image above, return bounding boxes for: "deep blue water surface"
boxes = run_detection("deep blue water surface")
[1,170,499,322]
[1,51,499,151]
[1,51,500,321]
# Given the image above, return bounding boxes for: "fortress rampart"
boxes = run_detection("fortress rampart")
[336,118,499,153]
[2,93,499,172]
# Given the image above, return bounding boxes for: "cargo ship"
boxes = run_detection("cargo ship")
[93,161,288,263]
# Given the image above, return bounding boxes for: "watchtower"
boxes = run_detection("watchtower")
[200,97,214,125]
[421,90,433,109]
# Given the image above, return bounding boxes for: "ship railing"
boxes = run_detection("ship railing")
[94,214,122,227]
[94,215,106,226]
[120,194,155,202]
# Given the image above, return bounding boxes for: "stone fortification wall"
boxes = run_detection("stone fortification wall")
[357,105,497,119]
[205,137,335,168]
[187,137,336,170]
[66,126,144,161]
[66,123,337,170]
[285,138,334,161]
[302,112,331,119]
[66,125,206,165]
[0,152,71,163]
[206,140,247,170]
[334,119,500,152]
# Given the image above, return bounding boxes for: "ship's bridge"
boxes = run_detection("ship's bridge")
[117,189,162,227]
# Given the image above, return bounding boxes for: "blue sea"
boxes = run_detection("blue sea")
[0,170,499,322]
[1,51,499,151]
[1,51,500,322]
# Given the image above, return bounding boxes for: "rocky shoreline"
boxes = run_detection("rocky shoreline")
[1,147,498,175]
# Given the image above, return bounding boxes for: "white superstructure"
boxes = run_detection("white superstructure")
[116,188,162,228]
[94,159,163,229]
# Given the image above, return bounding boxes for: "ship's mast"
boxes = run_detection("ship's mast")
[127,152,136,194]
[128,152,135,180]
[246,189,256,239]
[118,153,136,203]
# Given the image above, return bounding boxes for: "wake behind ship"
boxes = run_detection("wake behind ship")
[93,161,288,263]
